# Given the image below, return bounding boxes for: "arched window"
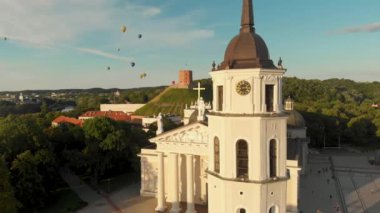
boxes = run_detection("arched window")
[214,137,220,173]
[269,205,277,213]
[239,209,246,213]
[269,139,277,178]
[236,140,248,178]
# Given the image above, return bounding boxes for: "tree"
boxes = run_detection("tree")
[82,117,132,182]
[0,157,19,213]
[346,116,377,145]
[10,150,46,209]
[40,101,49,115]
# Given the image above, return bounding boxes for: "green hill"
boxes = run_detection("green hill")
[136,77,380,148]
[135,80,212,116]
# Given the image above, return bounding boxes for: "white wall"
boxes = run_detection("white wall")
[100,104,145,113]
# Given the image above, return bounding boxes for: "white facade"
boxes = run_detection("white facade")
[139,0,308,212]
[140,123,209,213]
[207,68,288,213]
[139,67,308,213]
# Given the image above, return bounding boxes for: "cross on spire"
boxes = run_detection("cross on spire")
[193,82,205,101]
[241,0,254,33]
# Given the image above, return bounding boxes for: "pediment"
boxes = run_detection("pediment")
[151,122,208,144]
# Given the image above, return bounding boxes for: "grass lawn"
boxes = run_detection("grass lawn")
[40,187,87,213]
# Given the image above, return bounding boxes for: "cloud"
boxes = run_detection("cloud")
[0,0,109,45]
[0,0,212,49]
[329,22,380,35]
[152,29,215,46]
[142,7,161,17]
[0,0,163,45]
[75,47,133,62]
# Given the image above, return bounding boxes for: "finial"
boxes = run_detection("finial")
[241,0,254,33]
[212,60,216,71]
[277,57,283,69]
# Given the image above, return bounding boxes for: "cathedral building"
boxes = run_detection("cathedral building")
[139,0,308,212]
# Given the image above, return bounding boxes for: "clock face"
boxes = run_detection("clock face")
[236,80,251,96]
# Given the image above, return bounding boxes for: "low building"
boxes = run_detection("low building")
[79,111,131,122]
[52,116,83,127]
[100,104,145,114]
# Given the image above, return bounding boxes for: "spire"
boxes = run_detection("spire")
[241,0,254,33]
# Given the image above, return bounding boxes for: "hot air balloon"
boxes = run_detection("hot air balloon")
[140,73,147,79]
[121,25,127,33]
[138,34,142,39]
[4,37,7,41]
[117,48,120,52]
[107,66,111,71]
[131,62,135,67]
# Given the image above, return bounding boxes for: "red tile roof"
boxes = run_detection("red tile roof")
[79,111,132,122]
[52,116,83,126]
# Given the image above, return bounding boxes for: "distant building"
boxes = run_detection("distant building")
[19,92,24,103]
[372,103,379,108]
[79,111,132,122]
[52,116,83,127]
[142,116,158,128]
[142,114,182,130]
[100,104,145,114]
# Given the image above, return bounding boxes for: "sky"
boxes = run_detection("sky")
[0,0,380,91]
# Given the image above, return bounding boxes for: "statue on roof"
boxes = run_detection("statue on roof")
[197,97,206,121]
[156,113,163,135]
[278,57,283,69]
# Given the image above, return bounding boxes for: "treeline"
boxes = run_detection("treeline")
[135,77,380,148]
[0,86,166,117]
[0,101,41,117]
[0,112,150,212]
[282,77,380,148]
[0,86,166,97]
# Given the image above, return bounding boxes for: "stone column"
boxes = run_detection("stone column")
[274,78,279,112]
[155,152,166,212]
[140,158,145,194]
[170,153,181,213]
[261,76,266,112]
[186,155,196,213]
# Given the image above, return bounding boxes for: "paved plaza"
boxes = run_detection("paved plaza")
[300,151,380,213]
[333,154,380,213]
[299,154,342,213]
[68,150,380,213]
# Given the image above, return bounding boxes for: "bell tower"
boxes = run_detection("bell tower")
[207,0,288,212]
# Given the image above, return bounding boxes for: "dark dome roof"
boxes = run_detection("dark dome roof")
[218,31,275,70]
[286,110,306,128]
[214,0,276,70]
